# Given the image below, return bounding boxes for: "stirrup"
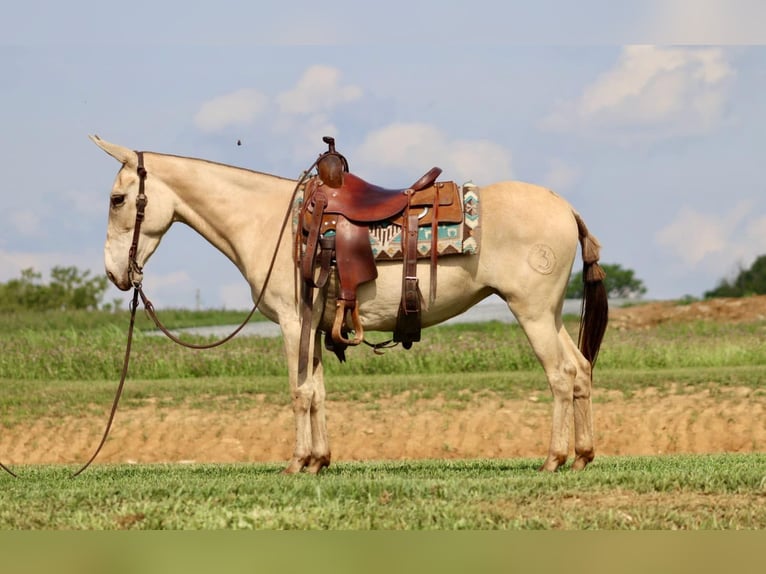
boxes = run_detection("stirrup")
[331,299,364,346]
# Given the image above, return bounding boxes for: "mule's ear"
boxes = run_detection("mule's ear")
[89,134,136,166]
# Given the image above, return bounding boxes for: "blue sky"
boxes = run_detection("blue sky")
[2,2,765,309]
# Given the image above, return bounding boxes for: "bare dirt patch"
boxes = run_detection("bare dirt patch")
[3,386,764,466]
[609,295,766,329]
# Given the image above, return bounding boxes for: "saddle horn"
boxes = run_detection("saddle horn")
[317,136,348,188]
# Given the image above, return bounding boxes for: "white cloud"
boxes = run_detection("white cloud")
[144,270,192,290]
[354,122,512,185]
[194,66,361,159]
[641,0,766,43]
[194,89,270,133]
[66,190,106,217]
[10,209,44,237]
[272,111,339,159]
[542,46,734,142]
[277,65,362,115]
[541,159,581,193]
[655,202,766,276]
[272,66,362,158]
[219,281,254,310]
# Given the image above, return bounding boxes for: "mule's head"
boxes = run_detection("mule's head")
[91,135,174,291]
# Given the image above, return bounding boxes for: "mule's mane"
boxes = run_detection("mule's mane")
[146,151,297,185]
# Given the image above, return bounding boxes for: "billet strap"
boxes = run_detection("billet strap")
[402,210,421,313]
[429,184,440,304]
[301,187,328,286]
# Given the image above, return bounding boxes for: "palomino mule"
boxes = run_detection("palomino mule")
[92,135,608,474]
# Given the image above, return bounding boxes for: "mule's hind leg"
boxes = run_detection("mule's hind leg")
[306,331,331,474]
[559,329,595,470]
[514,312,577,471]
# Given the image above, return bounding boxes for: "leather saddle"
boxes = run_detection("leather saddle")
[295,137,461,375]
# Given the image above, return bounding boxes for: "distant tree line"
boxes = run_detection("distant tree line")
[0,266,111,311]
[566,256,766,301]
[3,254,766,313]
[704,254,766,298]
[567,263,647,299]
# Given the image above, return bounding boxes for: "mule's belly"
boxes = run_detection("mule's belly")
[316,255,490,333]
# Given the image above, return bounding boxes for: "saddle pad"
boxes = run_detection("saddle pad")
[292,182,480,261]
[371,183,480,261]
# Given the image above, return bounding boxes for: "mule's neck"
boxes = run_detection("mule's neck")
[155,154,297,278]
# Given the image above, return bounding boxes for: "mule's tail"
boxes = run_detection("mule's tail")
[573,211,609,366]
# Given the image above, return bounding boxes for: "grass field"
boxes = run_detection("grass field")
[1,307,765,530]
[2,454,764,529]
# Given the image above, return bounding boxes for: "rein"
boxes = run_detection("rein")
[0,151,315,479]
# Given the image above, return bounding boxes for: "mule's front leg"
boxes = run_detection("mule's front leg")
[307,331,331,474]
[283,386,314,474]
[282,324,315,474]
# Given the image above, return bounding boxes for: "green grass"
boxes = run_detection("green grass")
[1,454,764,529]
[2,308,766,530]
[3,312,766,381]
[2,311,766,425]
[0,307,269,333]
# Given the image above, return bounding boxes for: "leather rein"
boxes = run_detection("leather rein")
[1,151,313,479]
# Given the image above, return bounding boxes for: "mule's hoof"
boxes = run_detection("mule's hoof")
[305,454,331,475]
[539,453,567,472]
[571,454,594,471]
[282,458,307,474]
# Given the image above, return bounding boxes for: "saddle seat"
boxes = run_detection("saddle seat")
[320,167,443,223]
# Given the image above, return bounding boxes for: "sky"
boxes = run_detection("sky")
[2,1,766,309]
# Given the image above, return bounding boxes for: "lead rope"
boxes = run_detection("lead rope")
[1,155,319,479]
[69,154,319,477]
[0,152,321,478]
[0,462,17,478]
[70,288,140,477]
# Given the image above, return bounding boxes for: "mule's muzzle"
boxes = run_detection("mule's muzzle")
[107,270,131,291]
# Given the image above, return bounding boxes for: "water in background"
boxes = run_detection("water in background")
[151,296,597,339]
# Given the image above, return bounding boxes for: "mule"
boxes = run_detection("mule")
[92,135,608,473]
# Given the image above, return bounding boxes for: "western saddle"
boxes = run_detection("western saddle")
[295,137,460,374]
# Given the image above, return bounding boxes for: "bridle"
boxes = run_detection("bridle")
[1,149,315,479]
[127,152,148,288]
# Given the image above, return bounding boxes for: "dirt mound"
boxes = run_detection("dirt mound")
[3,386,764,466]
[609,295,766,330]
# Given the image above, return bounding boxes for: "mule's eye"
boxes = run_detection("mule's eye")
[110,195,126,208]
